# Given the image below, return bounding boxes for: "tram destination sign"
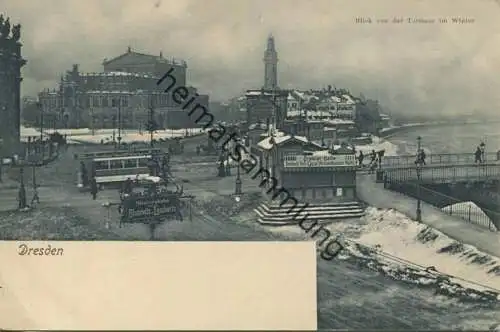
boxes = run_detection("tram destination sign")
[283,154,356,168]
[120,194,180,223]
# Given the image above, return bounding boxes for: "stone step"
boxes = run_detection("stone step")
[255,206,365,220]
[257,203,363,213]
[262,201,362,210]
[256,212,366,226]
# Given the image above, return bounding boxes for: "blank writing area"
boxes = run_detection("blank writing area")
[0,241,317,331]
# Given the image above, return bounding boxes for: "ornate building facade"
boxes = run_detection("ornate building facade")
[38,47,209,129]
[0,15,26,155]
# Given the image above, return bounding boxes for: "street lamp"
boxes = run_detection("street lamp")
[112,114,117,147]
[37,102,44,161]
[117,98,122,148]
[235,162,242,197]
[416,136,422,222]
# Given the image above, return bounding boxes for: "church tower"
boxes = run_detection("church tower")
[263,34,278,90]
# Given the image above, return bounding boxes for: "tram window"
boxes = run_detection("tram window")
[138,158,149,167]
[94,161,109,170]
[110,160,123,169]
[124,159,138,168]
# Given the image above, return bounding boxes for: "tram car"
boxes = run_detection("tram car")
[118,175,184,226]
[76,148,166,190]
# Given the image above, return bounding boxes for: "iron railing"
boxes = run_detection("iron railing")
[384,178,499,231]
[383,164,500,184]
[382,152,499,168]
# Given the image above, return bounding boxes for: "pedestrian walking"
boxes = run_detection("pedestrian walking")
[377,150,385,169]
[480,141,486,163]
[370,149,376,163]
[419,149,426,165]
[415,149,426,166]
[474,146,482,164]
[358,151,364,167]
[123,177,133,195]
[90,178,98,200]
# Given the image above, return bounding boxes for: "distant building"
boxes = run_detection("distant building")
[241,36,359,142]
[288,87,357,121]
[0,16,26,156]
[38,47,209,129]
[245,89,288,131]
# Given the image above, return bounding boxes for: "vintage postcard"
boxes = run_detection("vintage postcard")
[0,0,499,330]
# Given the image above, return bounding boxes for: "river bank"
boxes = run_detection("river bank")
[379,121,481,139]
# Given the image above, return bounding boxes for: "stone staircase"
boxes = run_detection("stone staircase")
[254,201,365,225]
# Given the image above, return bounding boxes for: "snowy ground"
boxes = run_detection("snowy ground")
[266,207,500,297]
[354,136,400,156]
[20,126,204,144]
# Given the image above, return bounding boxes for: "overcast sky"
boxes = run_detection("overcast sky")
[3,0,500,117]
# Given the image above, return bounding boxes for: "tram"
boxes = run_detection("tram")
[76,148,166,189]
[77,148,162,161]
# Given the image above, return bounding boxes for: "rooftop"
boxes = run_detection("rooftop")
[102,48,187,67]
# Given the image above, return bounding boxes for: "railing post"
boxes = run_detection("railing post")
[468,204,471,222]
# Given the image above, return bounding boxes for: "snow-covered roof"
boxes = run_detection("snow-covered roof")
[245,90,274,97]
[287,110,302,117]
[20,126,44,137]
[257,132,323,150]
[248,123,268,130]
[342,94,355,104]
[293,91,306,100]
[312,149,332,156]
[326,119,355,125]
[86,90,133,94]
[82,71,155,78]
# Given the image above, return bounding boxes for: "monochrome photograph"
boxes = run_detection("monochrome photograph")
[0,0,499,330]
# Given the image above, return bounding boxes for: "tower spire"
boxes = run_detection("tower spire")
[263,33,278,90]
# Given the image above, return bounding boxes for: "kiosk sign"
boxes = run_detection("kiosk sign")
[284,154,356,168]
[120,194,180,223]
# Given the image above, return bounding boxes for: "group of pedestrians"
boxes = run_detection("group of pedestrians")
[357,149,385,173]
[415,149,427,166]
[474,142,486,164]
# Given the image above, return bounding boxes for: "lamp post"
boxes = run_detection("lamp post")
[18,166,26,210]
[416,136,422,222]
[38,102,44,161]
[91,108,95,136]
[117,98,122,148]
[235,162,242,196]
[112,114,116,148]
